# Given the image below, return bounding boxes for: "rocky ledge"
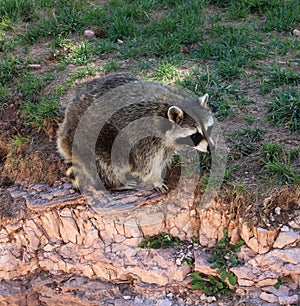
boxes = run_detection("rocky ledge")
[0,181,299,305]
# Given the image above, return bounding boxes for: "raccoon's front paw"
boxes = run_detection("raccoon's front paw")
[66,167,80,191]
[154,182,169,193]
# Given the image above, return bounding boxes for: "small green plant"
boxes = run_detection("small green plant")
[263,0,300,32]
[138,232,180,249]
[274,276,284,289]
[191,228,244,296]
[208,228,244,287]
[9,134,30,155]
[190,272,234,296]
[153,59,180,82]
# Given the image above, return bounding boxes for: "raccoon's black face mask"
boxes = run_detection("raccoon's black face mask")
[166,94,215,153]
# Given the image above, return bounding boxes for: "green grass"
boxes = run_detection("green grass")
[260,142,300,184]
[22,95,60,128]
[260,63,300,94]
[0,0,299,193]
[266,88,300,133]
[230,127,265,158]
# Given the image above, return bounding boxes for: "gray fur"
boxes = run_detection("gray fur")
[57,73,214,193]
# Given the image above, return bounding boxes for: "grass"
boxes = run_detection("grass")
[266,88,300,133]
[260,142,300,184]
[230,127,265,158]
[0,0,299,193]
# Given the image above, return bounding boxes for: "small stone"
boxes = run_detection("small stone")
[207,296,217,303]
[28,64,41,69]
[291,28,300,36]
[83,29,95,37]
[279,294,299,305]
[176,258,182,266]
[238,279,255,287]
[257,278,277,287]
[275,207,281,215]
[260,292,279,303]
[123,295,131,300]
[281,225,289,232]
[166,293,173,299]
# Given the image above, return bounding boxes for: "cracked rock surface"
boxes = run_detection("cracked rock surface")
[0,181,299,305]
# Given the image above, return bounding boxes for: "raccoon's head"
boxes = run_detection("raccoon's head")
[166,94,215,153]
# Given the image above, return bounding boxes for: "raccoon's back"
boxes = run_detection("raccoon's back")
[63,73,139,132]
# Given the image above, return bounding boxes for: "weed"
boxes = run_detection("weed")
[0,85,8,110]
[266,88,300,133]
[102,60,121,73]
[138,232,180,249]
[230,127,264,158]
[260,63,300,94]
[153,59,181,82]
[261,142,285,163]
[0,56,24,86]
[226,0,274,19]
[63,41,95,65]
[274,276,284,289]
[192,23,266,67]
[0,0,33,22]
[191,228,244,296]
[9,134,30,155]
[208,229,244,285]
[190,273,234,296]
[22,95,60,128]
[260,142,300,184]
[261,157,300,185]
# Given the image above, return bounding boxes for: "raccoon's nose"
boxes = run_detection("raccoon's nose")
[208,142,215,152]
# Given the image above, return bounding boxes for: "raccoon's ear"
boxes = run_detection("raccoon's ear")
[167,106,184,123]
[199,93,209,108]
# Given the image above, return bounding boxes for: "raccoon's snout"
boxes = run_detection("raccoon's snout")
[208,142,215,152]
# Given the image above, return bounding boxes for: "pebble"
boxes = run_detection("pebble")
[83,29,95,37]
[123,295,131,300]
[291,28,300,36]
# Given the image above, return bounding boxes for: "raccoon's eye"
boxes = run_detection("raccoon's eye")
[190,132,203,146]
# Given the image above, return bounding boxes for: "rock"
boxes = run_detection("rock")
[257,279,277,287]
[291,28,300,36]
[238,279,255,286]
[230,266,256,280]
[194,250,218,276]
[273,230,299,249]
[241,223,253,243]
[256,227,269,247]
[278,294,299,305]
[260,292,279,303]
[157,299,172,306]
[262,285,290,297]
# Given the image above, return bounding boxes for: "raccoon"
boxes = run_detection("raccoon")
[57,73,215,193]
